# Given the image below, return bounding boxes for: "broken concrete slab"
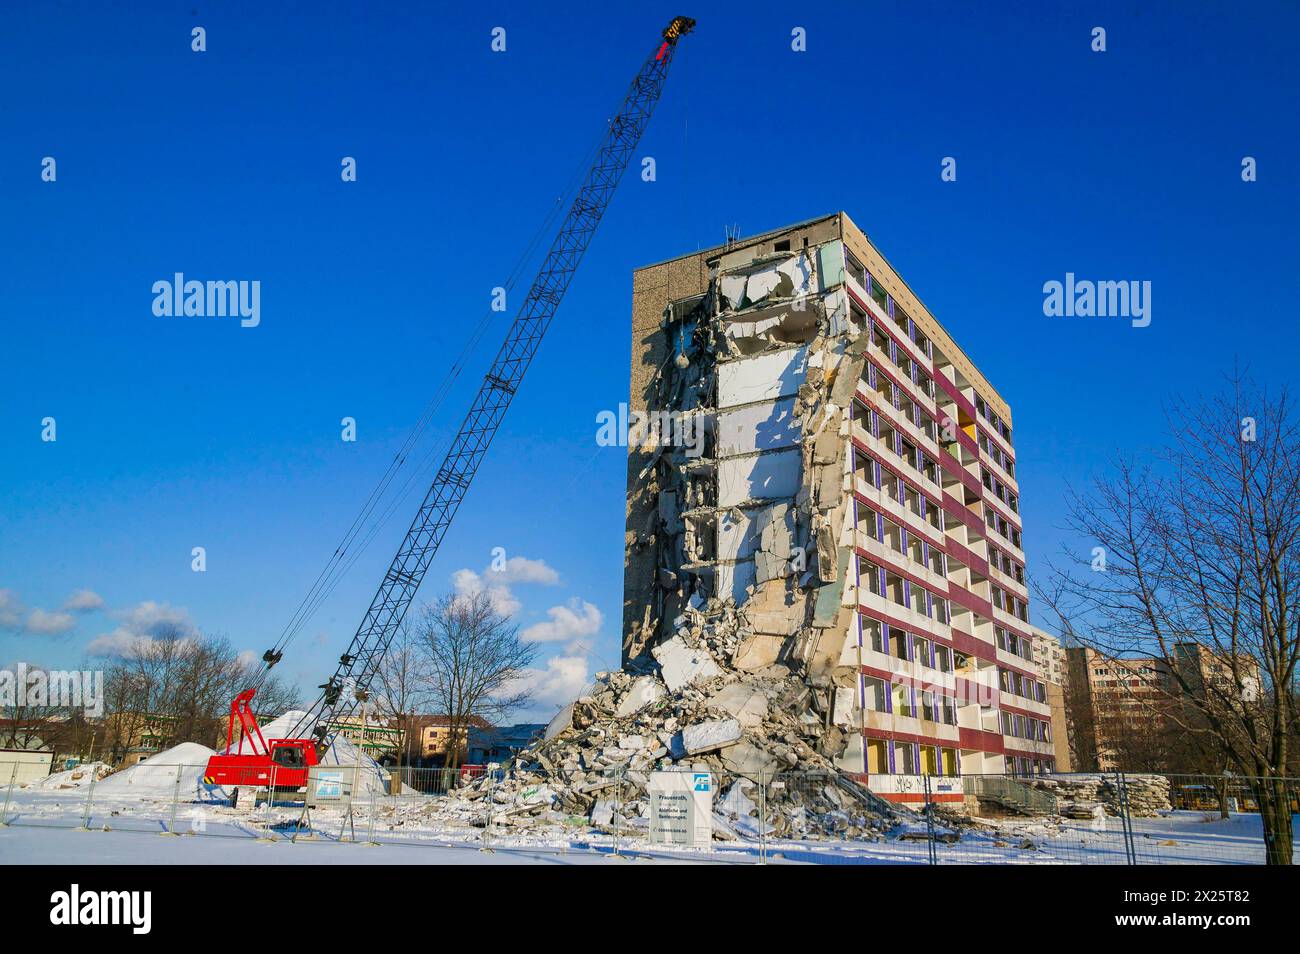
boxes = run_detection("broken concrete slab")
[615,675,665,718]
[680,717,742,755]
[652,635,722,692]
[707,683,769,727]
[720,740,780,780]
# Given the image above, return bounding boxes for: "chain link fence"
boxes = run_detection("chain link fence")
[1,760,1294,864]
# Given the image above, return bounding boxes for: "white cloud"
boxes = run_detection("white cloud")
[87,601,199,657]
[452,568,520,616]
[0,589,24,629]
[510,653,590,711]
[451,555,559,618]
[62,589,105,613]
[0,588,97,636]
[486,557,559,586]
[520,599,603,644]
[24,609,77,636]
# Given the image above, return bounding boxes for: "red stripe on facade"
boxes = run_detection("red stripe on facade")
[958,727,1006,754]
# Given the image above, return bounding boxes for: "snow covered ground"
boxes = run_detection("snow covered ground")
[1,776,1289,865]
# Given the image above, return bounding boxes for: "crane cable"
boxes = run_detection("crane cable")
[250,78,632,695]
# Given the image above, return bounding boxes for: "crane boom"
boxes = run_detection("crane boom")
[290,17,695,744]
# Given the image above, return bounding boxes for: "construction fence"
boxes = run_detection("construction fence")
[1,761,1294,865]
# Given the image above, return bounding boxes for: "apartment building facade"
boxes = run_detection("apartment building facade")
[1031,627,1073,771]
[1065,643,1257,772]
[624,212,1054,804]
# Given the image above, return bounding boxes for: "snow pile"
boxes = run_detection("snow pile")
[27,761,111,789]
[95,742,226,802]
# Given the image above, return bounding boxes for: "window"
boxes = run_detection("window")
[914,636,932,667]
[935,645,952,672]
[869,274,889,311]
[918,370,934,399]
[921,690,937,722]
[863,676,888,712]
[866,737,887,773]
[861,615,885,653]
[846,250,867,287]
[941,747,958,776]
[893,684,915,718]
[272,746,305,769]
[901,439,918,472]
[872,323,890,356]
[894,742,916,774]
[908,581,926,615]
[933,596,950,625]
[861,559,883,596]
[894,304,910,336]
[940,696,957,726]
[926,502,943,531]
[892,629,909,660]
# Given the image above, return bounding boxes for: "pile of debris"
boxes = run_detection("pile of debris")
[1027,774,1171,818]
[417,610,903,842]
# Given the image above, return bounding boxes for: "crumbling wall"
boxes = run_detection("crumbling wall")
[625,222,865,732]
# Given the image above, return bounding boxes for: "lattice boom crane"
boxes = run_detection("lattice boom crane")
[204,17,695,787]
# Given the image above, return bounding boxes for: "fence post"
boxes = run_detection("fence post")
[79,769,99,831]
[1115,771,1137,864]
[162,764,184,835]
[612,767,622,858]
[0,762,18,826]
[365,781,378,846]
[757,771,767,865]
[262,765,278,841]
[923,774,938,865]
[480,768,495,852]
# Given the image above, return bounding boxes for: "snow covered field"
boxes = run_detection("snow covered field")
[3,736,1288,865]
[1,778,1288,865]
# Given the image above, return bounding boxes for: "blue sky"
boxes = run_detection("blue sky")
[2,2,1298,721]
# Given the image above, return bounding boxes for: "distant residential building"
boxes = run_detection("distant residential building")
[467,723,546,765]
[1029,628,1073,771]
[324,715,405,762]
[411,714,493,763]
[1065,643,1259,772]
[102,711,184,765]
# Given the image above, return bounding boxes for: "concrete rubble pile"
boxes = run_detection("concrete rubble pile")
[416,607,903,842]
[1026,774,1171,818]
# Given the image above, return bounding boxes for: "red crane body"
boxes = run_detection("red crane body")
[202,689,319,789]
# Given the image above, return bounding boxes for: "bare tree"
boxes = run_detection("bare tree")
[372,618,431,773]
[100,630,301,760]
[1038,374,1299,863]
[414,591,538,769]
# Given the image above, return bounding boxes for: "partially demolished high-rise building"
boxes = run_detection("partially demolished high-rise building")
[623,213,1057,800]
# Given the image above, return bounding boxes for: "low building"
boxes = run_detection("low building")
[410,715,493,764]
[324,715,405,762]
[0,748,54,784]
[467,724,546,765]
